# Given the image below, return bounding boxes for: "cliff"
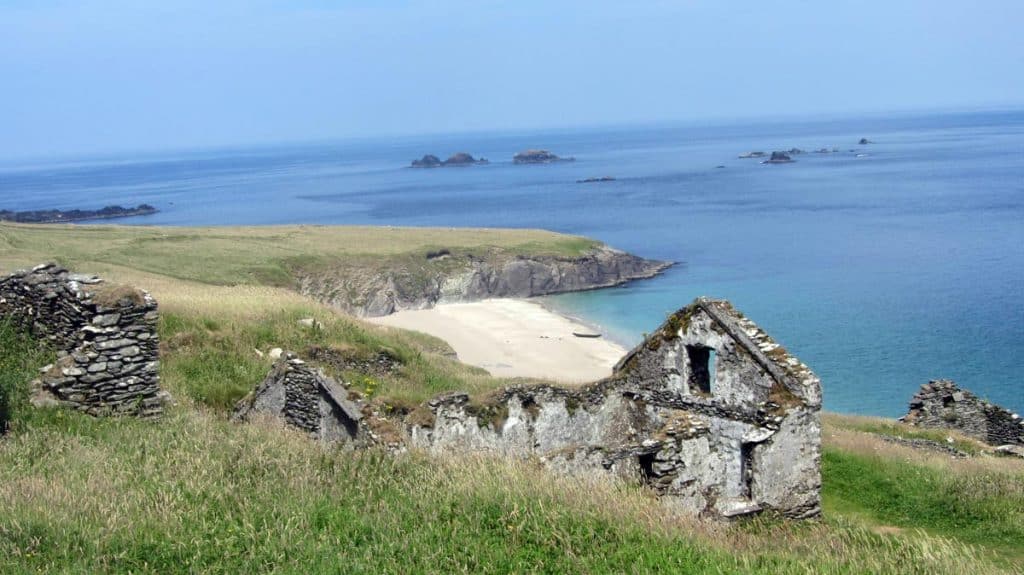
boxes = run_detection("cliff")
[294,245,672,317]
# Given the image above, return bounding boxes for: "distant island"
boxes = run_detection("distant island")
[0,204,158,224]
[513,149,575,164]
[410,153,489,168]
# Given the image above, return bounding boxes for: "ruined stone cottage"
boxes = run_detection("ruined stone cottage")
[0,263,164,419]
[902,380,1023,447]
[241,297,822,520]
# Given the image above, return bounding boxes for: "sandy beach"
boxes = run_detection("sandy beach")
[368,299,628,383]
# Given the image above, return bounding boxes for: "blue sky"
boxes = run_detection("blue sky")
[1,0,1022,158]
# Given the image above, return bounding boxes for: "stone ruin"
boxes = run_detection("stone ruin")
[233,352,365,443]
[239,297,822,520]
[0,263,164,418]
[902,380,1023,448]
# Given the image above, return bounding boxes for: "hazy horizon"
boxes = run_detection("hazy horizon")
[2,1,1022,160]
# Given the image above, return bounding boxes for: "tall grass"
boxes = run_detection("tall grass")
[0,320,52,433]
[1,233,1021,572]
[822,446,1024,563]
[0,408,1012,574]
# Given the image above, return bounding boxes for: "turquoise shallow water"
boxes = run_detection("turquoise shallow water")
[2,109,1022,416]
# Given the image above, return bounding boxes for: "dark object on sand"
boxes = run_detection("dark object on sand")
[572,331,602,338]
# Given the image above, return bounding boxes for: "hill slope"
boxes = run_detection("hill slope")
[0,224,1021,573]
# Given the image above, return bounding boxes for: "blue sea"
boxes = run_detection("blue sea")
[2,109,1022,417]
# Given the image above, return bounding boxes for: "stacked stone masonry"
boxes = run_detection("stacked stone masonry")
[234,353,364,443]
[241,297,822,520]
[0,263,163,417]
[903,379,1023,447]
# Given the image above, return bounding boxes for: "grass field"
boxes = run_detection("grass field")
[0,222,599,287]
[1,224,1022,573]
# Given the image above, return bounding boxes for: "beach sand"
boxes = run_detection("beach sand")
[367,299,628,383]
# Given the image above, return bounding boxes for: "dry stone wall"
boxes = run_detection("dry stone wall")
[0,263,163,417]
[233,352,364,443]
[903,380,1023,446]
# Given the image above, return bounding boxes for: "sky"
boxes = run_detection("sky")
[1,0,1022,159]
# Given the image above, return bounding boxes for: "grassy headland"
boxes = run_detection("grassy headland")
[0,223,1021,573]
[0,222,600,287]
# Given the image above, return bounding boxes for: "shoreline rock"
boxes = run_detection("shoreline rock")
[0,204,158,224]
[296,245,673,317]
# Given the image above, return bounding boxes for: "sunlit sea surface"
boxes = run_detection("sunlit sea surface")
[3,110,1022,416]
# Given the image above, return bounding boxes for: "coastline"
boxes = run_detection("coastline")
[367,298,628,383]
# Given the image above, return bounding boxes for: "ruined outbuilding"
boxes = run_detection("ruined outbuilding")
[0,263,164,419]
[233,352,366,443]
[902,380,1023,447]
[242,297,822,520]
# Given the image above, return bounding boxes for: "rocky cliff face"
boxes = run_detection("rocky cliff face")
[295,246,672,317]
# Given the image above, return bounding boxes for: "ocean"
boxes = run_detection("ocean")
[2,109,1022,417]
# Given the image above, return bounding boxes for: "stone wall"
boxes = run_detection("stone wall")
[0,263,163,418]
[902,380,1023,446]
[407,298,822,519]
[236,298,822,520]
[233,352,364,443]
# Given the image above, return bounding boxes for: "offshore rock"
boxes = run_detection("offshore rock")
[513,149,574,164]
[0,204,158,224]
[410,154,442,168]
[442,152,488,166]
[762,151,794,164]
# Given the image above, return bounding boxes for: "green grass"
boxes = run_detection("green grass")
[0,223,601,288]
[0,320,53,432]
[824,413,986,455]
[0,407,1007,574]
[158,304,510,411]
[1,300,1021,572]
[1,226,1022,573]
[822,447,1024,563]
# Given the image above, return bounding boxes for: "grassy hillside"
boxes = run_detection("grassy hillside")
[0,225,1022,573]
[0,222,600,287]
